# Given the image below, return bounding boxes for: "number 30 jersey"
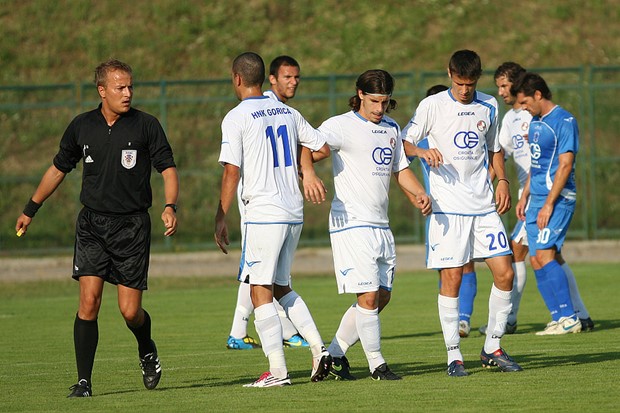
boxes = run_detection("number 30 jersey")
[219,95,325,223]
[403,89,500,215]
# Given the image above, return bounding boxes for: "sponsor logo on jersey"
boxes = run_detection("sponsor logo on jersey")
[121,149,137,169]
[372,129,387,134]
[453,131,479,149]
[372,147,393,165]
[458,111,475,116]
[513,134,526,149]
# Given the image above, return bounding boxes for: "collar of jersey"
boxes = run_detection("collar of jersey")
[243,95,270,101]
[353,111,383,123]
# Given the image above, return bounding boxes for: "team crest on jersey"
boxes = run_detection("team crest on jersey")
[121,149,137,169]
[532,131,540,143]
[477,120,487,132]
[521,121,529,131]
[390,137,396,149]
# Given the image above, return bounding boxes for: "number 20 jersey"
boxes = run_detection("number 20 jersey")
[218,96,326,223]
[403,89,500,215]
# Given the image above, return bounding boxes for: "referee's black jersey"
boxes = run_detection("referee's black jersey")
[53,105,176,215]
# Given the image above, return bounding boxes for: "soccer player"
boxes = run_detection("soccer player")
[403,50,523,376]
[407,84,479,339]
[513,72,593,335]
[214,52,331,387]
[226,55,317,350]
[319,69,431,381]
[15,59,179,397]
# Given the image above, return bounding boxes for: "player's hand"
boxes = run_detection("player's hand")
[301,170,327,204]
[15,215,32,237]
[214,218,229,254]
[495,180,511,215]
[515,197,527,221]
[161,208,178,236]
[416,193,432,216]
[537,203,553,230]
[418,148,443,168]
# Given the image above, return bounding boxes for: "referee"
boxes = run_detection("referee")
[15,59,179,397]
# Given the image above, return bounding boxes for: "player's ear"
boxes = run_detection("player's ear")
[357,89,365,100]
[269,74,277,87]
[97,85,105,99]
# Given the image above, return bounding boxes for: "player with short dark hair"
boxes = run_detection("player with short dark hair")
[320,69,431,381]
[513,72,593,335]
[403,50,523,376]
[215,52,331,387]
[15,59,179,397]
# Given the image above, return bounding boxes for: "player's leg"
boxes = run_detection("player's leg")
[556,253,593,330]
[243,223,289,387]
[438,267,466,375]
[276,277,308,347]
[227,281,261,349]
[508,235,528,329]
[69,275,104,397]
[458,261,477,337]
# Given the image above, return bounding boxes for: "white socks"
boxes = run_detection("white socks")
[508,261,527,324]
[355,305,385,372]
[484,284,512,354]
[254,303,287,378]
[327,304,359,358]
[278,291,324,358]
[229,282,253,338]
[562,263,590,319]
[438,294,462,365]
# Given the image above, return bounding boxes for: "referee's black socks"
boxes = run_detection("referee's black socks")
[127,309,155,358]
[74,314,98,384]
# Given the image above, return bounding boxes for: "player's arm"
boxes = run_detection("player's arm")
[537,151,574,230]
[489,150,511,215]
[15,164,67,237]
[214,163,240,254]
[160,166,179,237]
[394,168,432,216]
[403,140,443,168]
[516,175,530,221]
[298,144,328,204]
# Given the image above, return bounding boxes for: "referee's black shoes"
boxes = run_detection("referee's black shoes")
[140,340,162,390]
[67,379,92,398]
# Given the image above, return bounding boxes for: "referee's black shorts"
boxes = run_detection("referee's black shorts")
[72,208,151,290]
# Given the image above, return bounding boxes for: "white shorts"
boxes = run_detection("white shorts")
[240,223,302,286]
[511,219,528,245]
[426,212,511,269]
[330,226,396,294]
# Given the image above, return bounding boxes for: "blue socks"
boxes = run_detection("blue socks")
[458,272,477,322]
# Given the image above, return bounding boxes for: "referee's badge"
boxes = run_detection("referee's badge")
[121,149,137,169]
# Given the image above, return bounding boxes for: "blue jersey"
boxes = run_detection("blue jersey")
[528,105,578,206]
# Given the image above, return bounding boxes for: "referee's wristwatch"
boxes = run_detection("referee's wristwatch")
[165,203,177,213]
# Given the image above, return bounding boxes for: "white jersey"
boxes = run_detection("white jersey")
[219,95,325,223]
[263,89,281,102]
[499,108,532,190]
[403,89,500,215]
[319,111,409,231]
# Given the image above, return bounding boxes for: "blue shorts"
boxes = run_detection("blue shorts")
[526,198,575,255]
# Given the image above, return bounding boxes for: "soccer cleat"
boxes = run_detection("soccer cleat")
[329,356,356,381]
[459,320,471,338]
[227,335,261,350]
[447,360,468,377]
[371,363,402,380]
[243,372,291,388]
[580,317,594,332]
[535,320,559,336]
[140,341,162,390]
[283,333,309,347]
[310,347,332,382]
[67,379,92,398]
[480,348,523,372]
[536,317,581,335]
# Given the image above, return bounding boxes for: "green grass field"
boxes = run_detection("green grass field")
[1,263,618,412]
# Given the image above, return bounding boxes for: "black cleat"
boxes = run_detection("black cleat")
[67,379,92,398]
[371,363,401,380]
[480,348,523,372]
[580,317,594,332]
[140,341,162,389]
[310,347,332,382]
[447,360,469,377]
[329,356,357,381]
